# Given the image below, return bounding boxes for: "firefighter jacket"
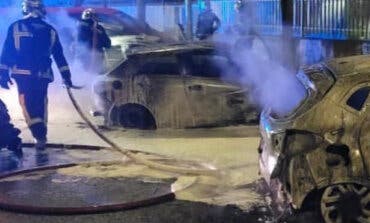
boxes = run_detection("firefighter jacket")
[77,19,111,53]
[0,17,71,83]
[195,9,220,40]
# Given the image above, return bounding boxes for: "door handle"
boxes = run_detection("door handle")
[188,85,203,91]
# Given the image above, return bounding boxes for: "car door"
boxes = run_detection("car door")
[182,52,254,127]
[355,85,370,176]
[360,112,370,178]
[130,53,194,128]
[343,84,370,177]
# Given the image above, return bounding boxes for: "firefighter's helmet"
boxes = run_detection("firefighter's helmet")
[81,8,97,21]
[22,0,46,17]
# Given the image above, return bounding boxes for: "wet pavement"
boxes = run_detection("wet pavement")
[0,83,276,222]
[0,145,274,223]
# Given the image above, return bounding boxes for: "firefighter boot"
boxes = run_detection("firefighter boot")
[8,137,23,158]
[34,138,47,150]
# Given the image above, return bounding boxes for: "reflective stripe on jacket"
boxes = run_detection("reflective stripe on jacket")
[0,17,71,82]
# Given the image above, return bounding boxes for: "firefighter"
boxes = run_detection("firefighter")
[0,0,74,149]
[0,99,22,157]
[77,8,111,73]
[195,1,221,40]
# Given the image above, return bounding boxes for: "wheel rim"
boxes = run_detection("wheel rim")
[321,184,370,223]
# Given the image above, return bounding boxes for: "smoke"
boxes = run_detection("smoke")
[215,14,307,117]
[0,2,100,123]
[45,9,103,121]
[0,5,22,49]
[233,36,305,116]
[0,2,25,117]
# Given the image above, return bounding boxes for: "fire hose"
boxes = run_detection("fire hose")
[65,87,218,176]
[0,88,218,215]
[0,161,175,215]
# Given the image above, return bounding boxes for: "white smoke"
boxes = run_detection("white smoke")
[216,29,307,117]
[0,2,25,116]
[44,9,102,121]
[232,39,305,114]
[0,3,98,124]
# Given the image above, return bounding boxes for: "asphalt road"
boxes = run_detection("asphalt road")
[0,78,276,223]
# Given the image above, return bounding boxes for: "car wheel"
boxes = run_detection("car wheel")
[320,184,370,223]
[118,104,156,130]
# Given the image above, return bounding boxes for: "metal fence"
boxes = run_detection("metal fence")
[2,0,370,40]
[294,0,370,40]
[236,0,282,35]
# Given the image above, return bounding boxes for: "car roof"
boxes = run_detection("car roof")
[125,42,226,57]
[106,42,227,76]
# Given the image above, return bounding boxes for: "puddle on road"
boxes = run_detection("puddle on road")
[56,154,266,211]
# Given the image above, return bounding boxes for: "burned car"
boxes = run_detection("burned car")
[259,55,370,222]
[93,43,259,129]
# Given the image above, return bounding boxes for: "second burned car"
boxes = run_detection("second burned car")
[93,43,259,129]
[259,55,370,223]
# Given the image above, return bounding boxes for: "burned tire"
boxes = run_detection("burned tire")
[118,104,156,130]
[320,184,370,223]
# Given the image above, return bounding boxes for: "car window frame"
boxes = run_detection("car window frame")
[342,82,370,115]
[133,53,182,77]
[177,50,233,79]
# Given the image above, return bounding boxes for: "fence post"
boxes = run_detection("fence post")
[185,0,193,40]
[137,0,146,25]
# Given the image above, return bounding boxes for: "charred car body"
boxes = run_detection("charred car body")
[93,43,259,129]
[259,55,370,223]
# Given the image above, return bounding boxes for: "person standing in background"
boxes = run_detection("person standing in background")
[195,0,221,40]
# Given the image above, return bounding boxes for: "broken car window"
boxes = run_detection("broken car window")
[346,86,370,111]
[136,55,180,75]
[190,54,229,78]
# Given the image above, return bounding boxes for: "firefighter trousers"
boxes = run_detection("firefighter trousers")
[15,78,49,142]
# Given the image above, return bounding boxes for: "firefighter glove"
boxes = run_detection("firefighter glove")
[0,73,12,90]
